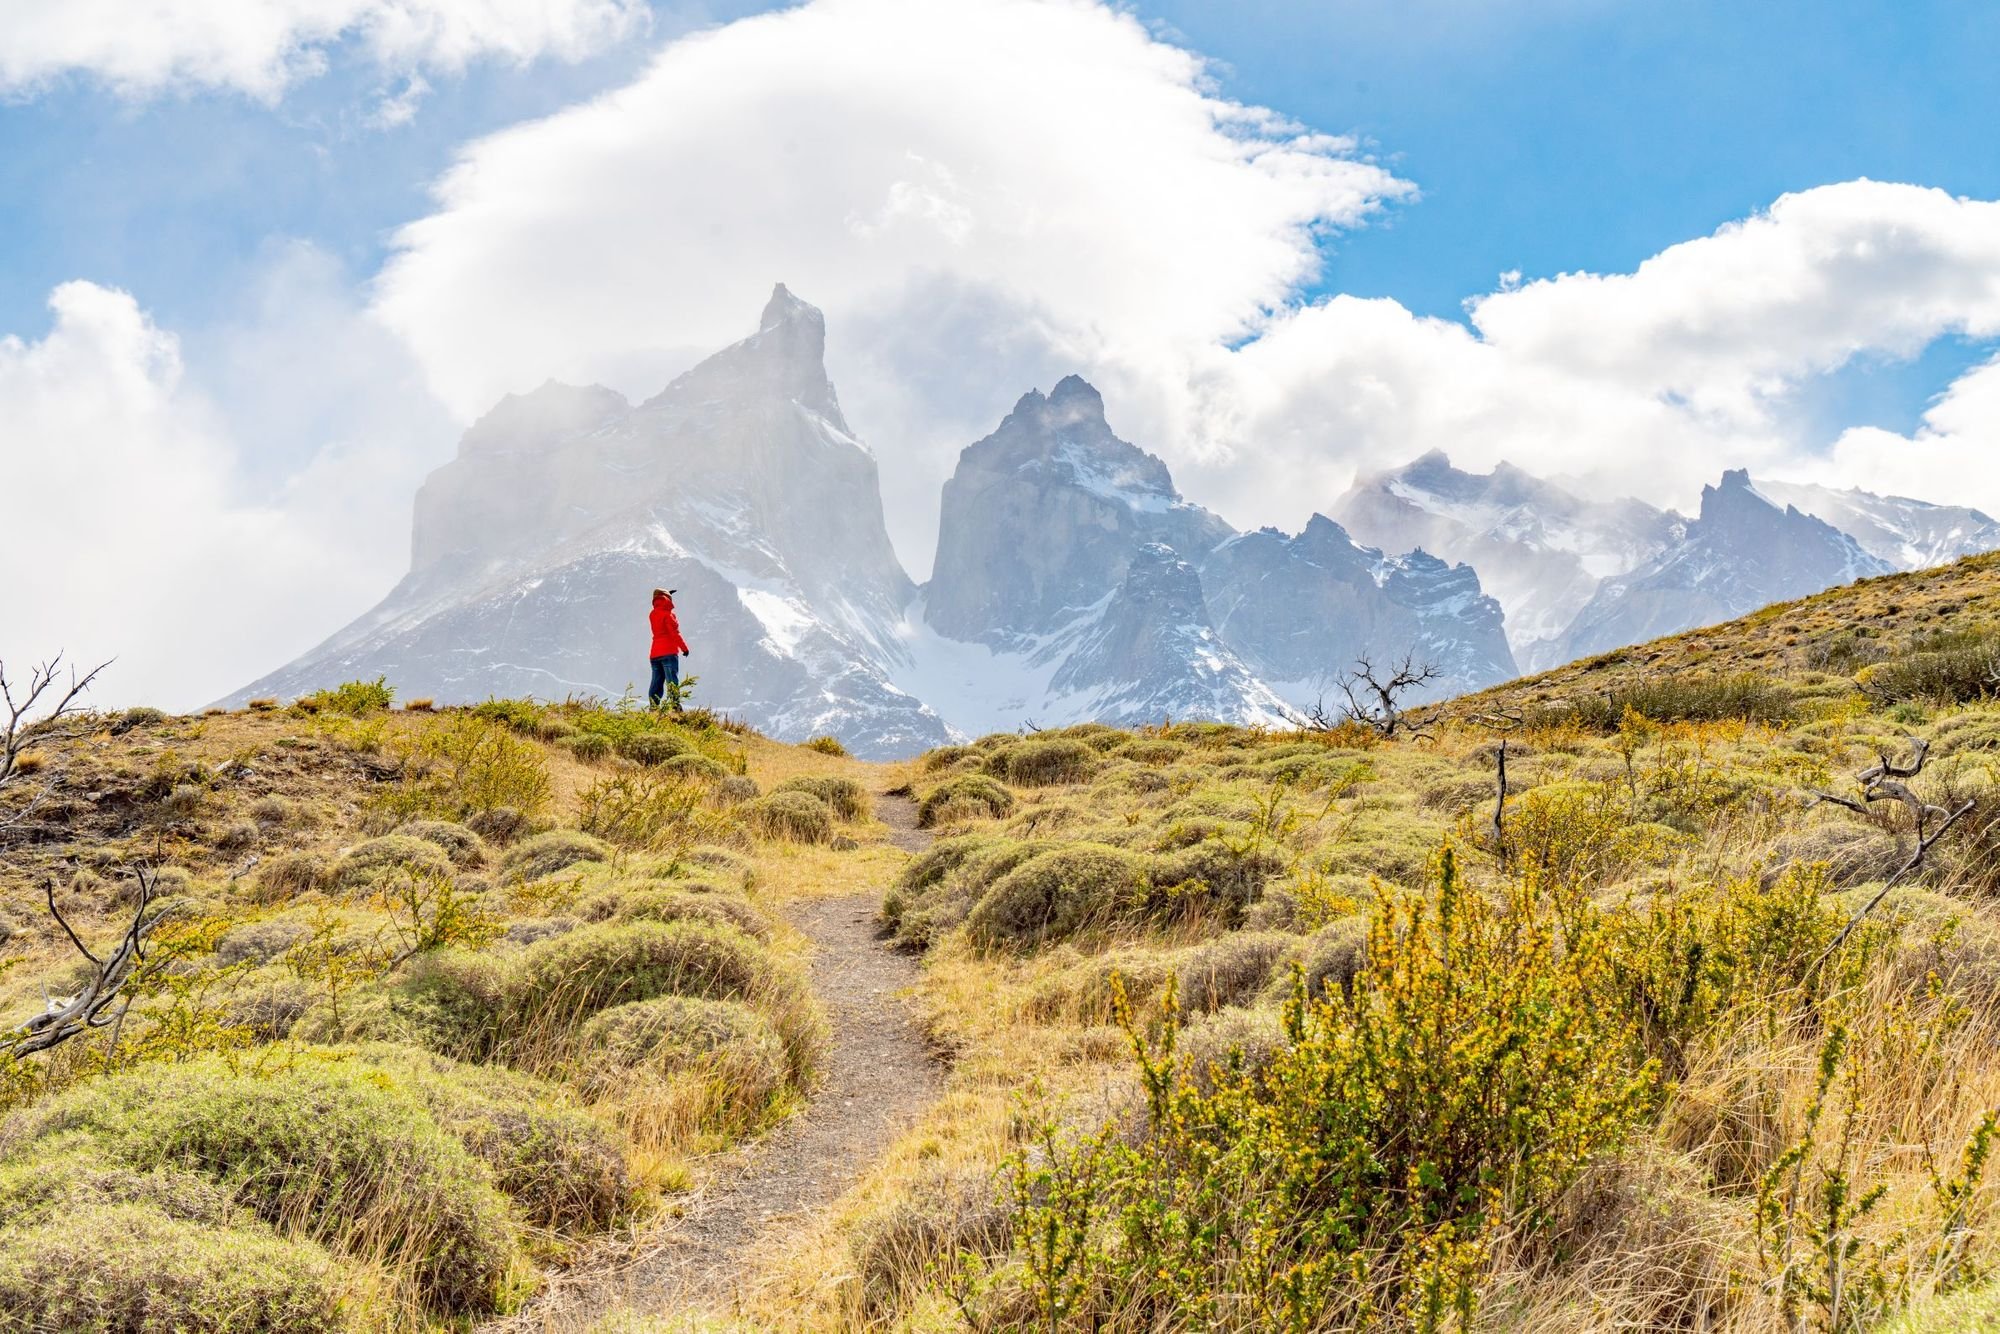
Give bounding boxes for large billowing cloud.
[0,258,453,709]
[373,0,1415,562]
[374,0,2000,559]
[0,0,646,100]
[1179,181,2000,524]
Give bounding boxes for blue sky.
[5,0,1996,432]
[6,0,1999,706]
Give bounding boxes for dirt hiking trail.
[489,792,943,1331]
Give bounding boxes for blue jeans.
[648,654,680,708]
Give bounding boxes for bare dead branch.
[1804,736,1975,976]
[4,865,177,1058]
[1306,653,1442,740]
[1492,739,1509,871]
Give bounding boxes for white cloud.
[1176,181,2000,527]
[371,0,1414,564]
[0,0,647,100]
[0,260,453,710]
[373,1,2000,562]
[1825,352,2000,506]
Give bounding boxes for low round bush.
[997,738,1098,787]
[917,774,1015,828]
[307,949,512,1058]
[580,996,787,1109]
[886,835,1040,948]
[509,920,778,1023]
[334,834,454,890]
[213,919,309,967]
[252,851,330,903]
[966,844,1151,951]
[499,829,612,882]
[395,819,487,867]
[716,774,759,804]
[742,791,834,844]
[1148,843,1287,926]
[584,885,771,941]
[0,1202,344,1333]
[7,1057,516,1315]
[1290,916,1369,1003]
[773,774,870,822]
[351,1047,629,1233]
[660,752,727,783]
[1175,932,1292,1013]
[921,745,979,772]
[558,731,614,762]
[617,731,693,766]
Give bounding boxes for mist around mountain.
[235,286,2000,754]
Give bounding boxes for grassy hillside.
[15,554,2000,1332]
[728,557,2000,1333]
[0,685,893,1330]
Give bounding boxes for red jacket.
[650,593,689,658]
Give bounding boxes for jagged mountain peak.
[644,283,842,426]
[760,281,818,331]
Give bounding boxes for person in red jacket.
[647,588,690,709]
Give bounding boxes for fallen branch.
[4,866,176,1058]
[1811,798,1976,974]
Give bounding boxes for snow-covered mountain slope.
[1553,470,1892,664]
[916,383,1517,728]
[229,285,952,758]
[1332,450,1682,671]
[1754,479,2000,571]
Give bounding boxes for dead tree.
[1492,739,1510,871]
[1,654,108,835]
[1807,737,1976,974]
[4,866,175,1058]
[1306,654,1441,740]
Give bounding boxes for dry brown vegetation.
[0,690,893,1331]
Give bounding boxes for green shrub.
[388,714,553,823]
[558,731,614,762]
[348,1047,629,1233]
[716,774,760,804]
[395,819,486,867]
[885,835,1040,949]
[213,919,309,967]
[774,774,871,821]
[580,996,787,1112]
[1148,842,1288,926]
[581,885,771,941]
[804,735,850,756]
[618,731,693,766]
[251,851,330,903]
[1174,932,1292,1013]
[333,834,456,890]
[1540,673,1795,728]
[311,949,512,1058]
[577,770,722,853]
[742,791,834,844]
[917,773,1016,828]
[922,745,979,772]
[965,844,1151,951]
[116,705,170,730]
[0,1202,344,1333]
[998,738,1098,786]
[509,920,777,1025]
[660,752,727,782]
[7,1057,516,1314]
[998,848,1652,1328]
[1118,737,1189,765]
[499,830,612,882]
[297,677,394,716]
[1859,636,2000,704]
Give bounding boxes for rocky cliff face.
[1752,479,2000,571]
[231,285,950,758]
[1332,450,1682,671]
[916,387,1517,728]
[925,375,1231,644]
[1555,470,1891,663]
